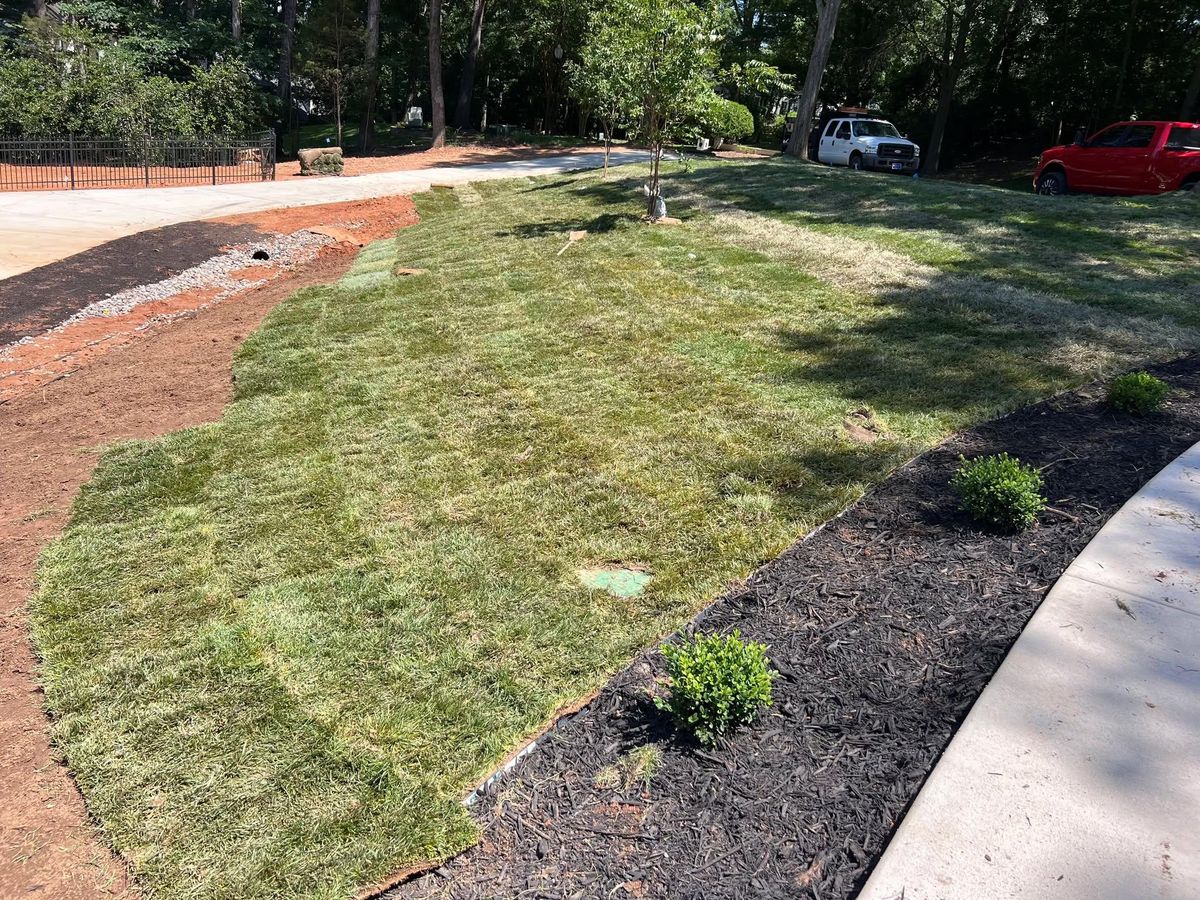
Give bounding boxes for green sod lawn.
[32,160,1199,898]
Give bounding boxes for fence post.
[144,135,151,187]
[68,134,76,190]
[211,138,217,186]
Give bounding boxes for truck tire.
[1180,174,1199,192]
[1036,169,1067,196]
[848,152,864,171]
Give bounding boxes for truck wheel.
[849,152,864,171]
[1180,175,1199,192]
[1036,170,1067,196]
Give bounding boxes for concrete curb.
[859,440,1200,899]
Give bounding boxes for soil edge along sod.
[28,161,1200,899]
[397,354,1200,900]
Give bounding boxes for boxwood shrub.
[1107,371,1169,415]
[655,630,776,746]
[951,453,1046,532]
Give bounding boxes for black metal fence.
[0,131,276,191]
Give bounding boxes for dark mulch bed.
[392,355,1200,900]
[0,221,262,345]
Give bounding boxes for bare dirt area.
[0,221,263,345]
[275,141,603,177]
[0,196,417,404]
[0,195,417,900]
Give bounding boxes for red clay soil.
[2,143,602,192]
[1,196,418,404]
[275,142,602,178]
[0,196,417,899]
[0,221,264,345]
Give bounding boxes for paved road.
[861,441,1200,899]
[0,150,648,280]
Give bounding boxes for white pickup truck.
[815,117,920,174]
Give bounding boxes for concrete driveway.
[1,149,648,280]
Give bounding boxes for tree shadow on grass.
[495,212,641,239]
[669,162,1200,326]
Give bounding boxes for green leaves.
[701,96,754,141]
[951,453,1046,533]
[573,0,721,146]
[655,630,777,746]
[1107,371,1169,415]
[0,23,262,136]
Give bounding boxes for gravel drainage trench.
[393,354,1200,900]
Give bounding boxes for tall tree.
[231,0,241,41]
[1107,0,1138,119]
[785,0,843,160]
[454,0,488,129]
[1183,51,1200,121]
[429,0,446,147]
[278,0,298,136]
[360,0,381,149]
[922,0,979,174]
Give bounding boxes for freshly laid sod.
[33,160,1199,898]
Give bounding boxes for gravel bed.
[392,355,1200,900]
[0,230,334,362]
[60,230,334,325]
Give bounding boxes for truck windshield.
[1167,126,1200,151]
[853,121,901,138]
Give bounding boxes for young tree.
[454,0,488,130]
[785,0,843,160]
[569,18,638,175]
[429,0,446,147]
[579,0,718,217]
[299,0,363,147]
[360,0,381,149]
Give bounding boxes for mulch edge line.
[390,352,1200,900]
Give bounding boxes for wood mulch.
[393,354,1200,900]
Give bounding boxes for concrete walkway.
[0,149,648,280]
[860,441,1200,899]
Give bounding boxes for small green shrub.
[704,97,755,141]
[654,630,776,745]
[951,453,1046,532]
[1107,371,1169,415]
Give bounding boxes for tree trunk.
[785,0,843,160]
[1109,0,1138,120]
[1180,51,1200,121]
[28,0,47,17]
[336,80,344,149]
[278,0,297,136]
[231,0,241,41]
[922,0,978,175]
[429,0,447,148]
[360,0,382,150]
[480,73,491,131]
[454,0,487,130]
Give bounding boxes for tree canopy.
[0,0,1196,173]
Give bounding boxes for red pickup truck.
[1033,121,1200,196]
